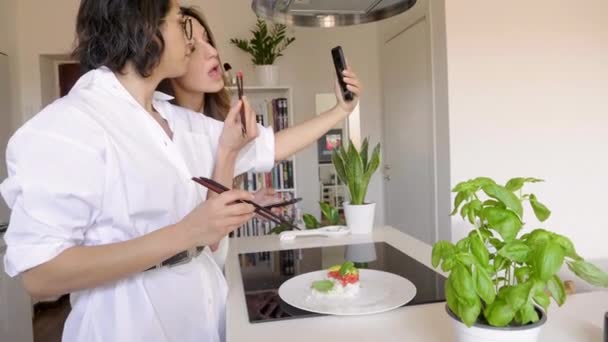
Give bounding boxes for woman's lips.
[208,65,222,80]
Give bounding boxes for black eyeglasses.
[181,17,193,40]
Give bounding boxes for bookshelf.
[227,86,298,238]
[319,163,347,212]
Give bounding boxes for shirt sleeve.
[1,125,105,277]
[198,113,276,176]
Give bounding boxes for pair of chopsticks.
[264,197,302,209]
[192,177,301,231]
[236,72,246,136]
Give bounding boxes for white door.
[0,53,11,224]
[381,19,436,244]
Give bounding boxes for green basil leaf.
[451,192,467,216]
[456,237,470,253]
[566,260,608,287]
[339,261,355,276]
[456,253,477,267]
[452,180,474,193]
[470,234,490,266]
[501,282,532,312]
[311,280,334,292]
[489,238,505,251]
[532,241,565,281]
[526,229,552,247]
[474,267,496,304]
[484,299,516,327]
[505,178,525,192]
[529,194,551,222]
[547,275,566,306]
[494,254,507,272]
[518,303,540,325]
[498,241,531,263]
[458,296,482,327]
[482,207,523,242]
[551,233,583,261]
[445,276,460,318]
[514,266,531,283]
[460,202,470,220]
[471,177,496,188]
[452,265,477,301]
[533,289,550,310]
[431,241,456,268]
[442,256,457,272]
[482,183,523,218]
[483,199,503,208]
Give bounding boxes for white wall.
[445,0,608,260]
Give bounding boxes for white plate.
[278,269,417,316]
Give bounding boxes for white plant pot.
[343,202,376,235]
[254,64,280,86]
[446,305,546,342]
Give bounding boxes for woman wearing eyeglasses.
[0,1,362,342]
[159,7,363,268]
[0,1,259,341]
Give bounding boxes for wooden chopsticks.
[191,177,301,231]
[263,197,302,210]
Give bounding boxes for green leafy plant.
[303,202,343,229]
[230,19,296,65]
[331,138,381,205]
[432,177,608,328]
[270,202,343,234]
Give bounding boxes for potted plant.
[432,177,608,342]
[269,202,341,235]
[230,19,295,86]
[331,138,381,235]
[302,201,344,229]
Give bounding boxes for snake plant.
[332,138,381,205]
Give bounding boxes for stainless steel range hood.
[252,0,418,28]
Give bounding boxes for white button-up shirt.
[0,67,275,342]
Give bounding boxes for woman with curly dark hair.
[0,0,268,341]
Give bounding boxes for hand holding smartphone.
[331,46,354,102]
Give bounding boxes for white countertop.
[225,226,607,342]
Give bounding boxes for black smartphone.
[331,46,354,102]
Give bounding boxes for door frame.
[379,0,451,244]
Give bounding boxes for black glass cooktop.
[238,242,446,323]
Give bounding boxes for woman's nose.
[204,43,219,59]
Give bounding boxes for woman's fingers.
[223,202,255,217]
[218,190,255,206]
[346,84,362,97]
[242,96,259,138]
[224,213,256,229]
[226,100,243,124]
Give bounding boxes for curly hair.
[72,0,172,77]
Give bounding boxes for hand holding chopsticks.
[192,177,301,231]
[177,187,256,247]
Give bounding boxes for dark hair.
[158,6,231,120]
[72,0,172,77]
